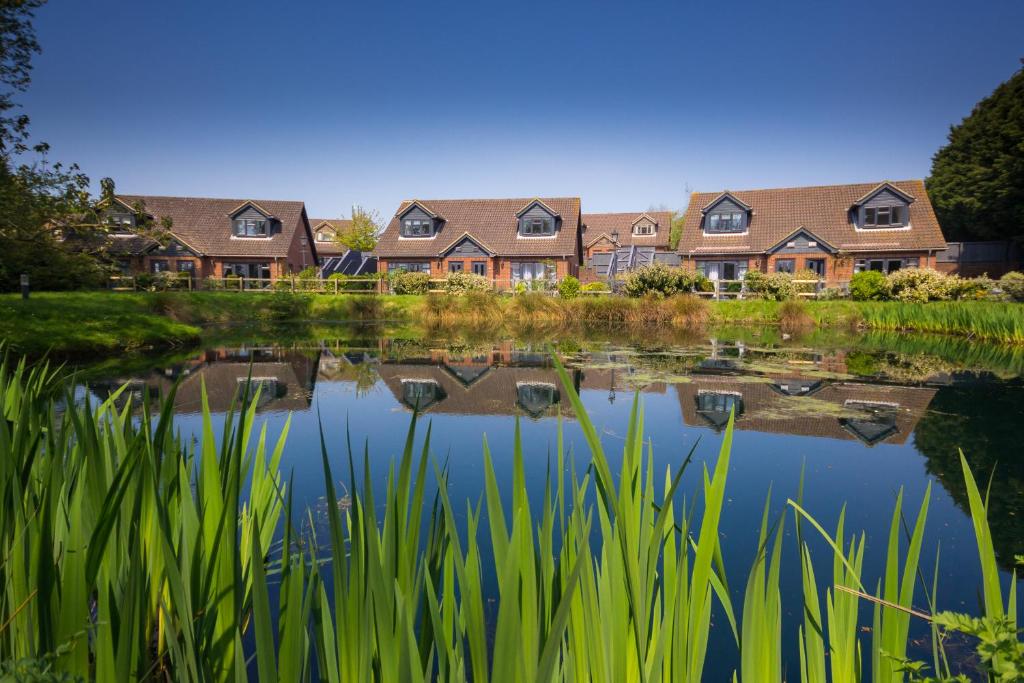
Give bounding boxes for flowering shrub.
[581,281,610,292]
[947,275,994,300]
[744,270,797,301]
[886,268,952,302]
[999,272,1024,301]
[389,270,431,294]
[622,264,709,298]
[557,275,581,299]
[444,271,491,294]
[849,271,888,301]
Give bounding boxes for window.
[316,230,333,242]
[224,262,272,279]
[150,260,169,273]
[864,205,904,228]
[176,261,195,273]
[448,261,464,273]
[471,261,487,276]
[387,262,431,274]
[634,222,654,235]
[805,259,826,277]
[234,218,268,237]
[696,260,748,281]
[516,382,560,417]
[402,219,432,237]
[512,262,556,283]
[107,213,133,232]
[775,259,795,274]
[854,258,917,274]
[521,217,554,236]
[706,211,744,233]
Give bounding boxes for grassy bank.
[1,291,1022,355]
[1,353,1019,681]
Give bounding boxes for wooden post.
[334,278,338,295]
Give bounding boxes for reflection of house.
[676,376,936,446]
[90,348,319,414]
[376,361,580,420]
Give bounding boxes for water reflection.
[80,332,1023,571]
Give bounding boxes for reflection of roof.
[377,363,578,419]
[676,376,936,445]
[90,350,318,414]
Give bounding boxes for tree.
[926,66,1024,242]
[336,205,381,252]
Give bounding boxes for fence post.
[334,278,338,295]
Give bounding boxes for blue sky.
[21,0,1024,218]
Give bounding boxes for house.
[581,211,680,278]
[677,180,947,284]
[309,218,377,277]
[373,197,583,287]
[95,195,317,280]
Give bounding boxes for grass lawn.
[1,291,1021,356]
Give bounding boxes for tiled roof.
[117,195,310,258]
[677,180,946,255]
[310,218,353,256]
[374,197,581,258]
[582,211,673,249]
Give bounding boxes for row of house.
[85,178,954,287]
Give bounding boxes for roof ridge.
[688,179,924,195]
[398,196,580,203]
[117,193,306,204]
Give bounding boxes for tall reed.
[0,350,1019,681]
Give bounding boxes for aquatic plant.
[0,349,1019,681]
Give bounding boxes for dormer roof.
[398,200,442,220]
[227,200,277,220]
[850,181,916,208]
[700,192,752,214]
[764,227,838,254]
[515,198,560,218]
[631,212,659,227]
[440,232,497,257]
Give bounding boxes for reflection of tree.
[913,381,1024,570]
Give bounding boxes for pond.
[74,324,1024,678]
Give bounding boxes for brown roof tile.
[374,197,581,258]
[117,195,310,258]
[677,180,946,255]
[582,211,673,249]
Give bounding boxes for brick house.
[310,218,352,261]
[373,197,583,288]
[98,195,317,281]
[581,211,673,260]
[677,180,947,285]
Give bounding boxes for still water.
[77,325,1023,678]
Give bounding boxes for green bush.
[622,264,706,298]
[886,268,951,303]
[849,270,888,301]
[744,270,796,300]
[558,275,581,299]
[999,271,1024,301]
[389,270,431,295]
[444,271,491,294]
[581,281,610,292]
[948,275,994,300]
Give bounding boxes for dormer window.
[522,217,554,235]
[316,229,334,242]
[707,212,744,233]
[105,212,134,233]
[864,205,903,227]
[633,222,655,236]
[234,218,268,237]
[402,218,432,237]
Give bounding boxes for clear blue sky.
[21,0,1024,218]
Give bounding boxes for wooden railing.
[695,278,827,300]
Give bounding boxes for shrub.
[849,271,888,301]
[622,264,705,298]
[999,271,1024,301]
[444,271,491,295]
[558,275,581,299]
[389,270,431,295]
[779,299,813,330]
[581,281,610,293]
[947,275,994,300]
[744,270,796,300]
[886,268,951,303]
